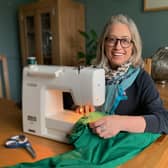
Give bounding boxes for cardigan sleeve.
[137,70,168,134]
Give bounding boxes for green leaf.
[77,29,98,65]
[86,39,95,49]
[78,30,89,40]
[77,51,85,59]
[90,29,98,41]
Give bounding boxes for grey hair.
[95,14,143,70]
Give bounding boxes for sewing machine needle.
[25,143,36,158]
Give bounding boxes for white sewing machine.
[22,65,105,143]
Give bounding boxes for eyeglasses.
[105,36,133,48]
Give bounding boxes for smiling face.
[105,23,133,68]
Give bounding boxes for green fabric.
[7,112,160,168]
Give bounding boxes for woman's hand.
[89,115,121,138]
[89,115,146,139]
[75,104,95,116]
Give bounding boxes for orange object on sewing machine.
[75,105,95,116]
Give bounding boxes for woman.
[77,14,168,139]
[10,14,166,168]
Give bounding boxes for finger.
[84,105,90,115]
[103,134,113,139]
[90,127,97,134]
[97,129,111,139]
[101,133,114,139]
[84,105,95,115]
[99,131,109,138]
[75,106,84,115]
[89,123,93,128]
[88,105,95,112]
[90,124,104,134]
[89,119,105,128]
[89,121,102,128]
[89,122,96,128]
[99,129,117,139]
[94,126,102,134]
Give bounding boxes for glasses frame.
[105,37,133,48]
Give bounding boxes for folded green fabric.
[7,112,160,168]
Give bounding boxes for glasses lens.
[105,37,132,48]
[120,38,131,48]
[106,37,116,45]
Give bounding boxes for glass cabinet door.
[40,11,53,65]
[23,9,54,65]
[25,15,36,59]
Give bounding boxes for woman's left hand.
[89,115,146,138]
[89,115,122,138]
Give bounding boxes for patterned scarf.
[105,61,132,84]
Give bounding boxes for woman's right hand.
[75,104,95,116]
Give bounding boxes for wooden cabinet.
[19,0,85,66]
[156,83,168,109]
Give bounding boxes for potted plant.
[77,29,98,65]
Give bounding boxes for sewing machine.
[22,65,105,143]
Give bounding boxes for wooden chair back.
[0,55,10,99]
[144,58,152,75]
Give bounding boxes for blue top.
[114,68,168,134]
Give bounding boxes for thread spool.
[27,57,37,68]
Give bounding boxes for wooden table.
[0,99,73,167]
[1,98,168,168]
